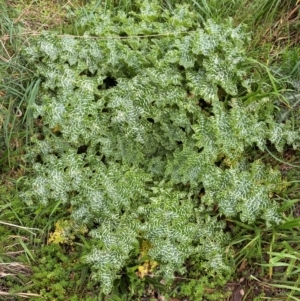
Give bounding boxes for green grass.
[0,0,300,300]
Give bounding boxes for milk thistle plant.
[20,0,299,294]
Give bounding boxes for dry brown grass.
[263,1,300,47]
